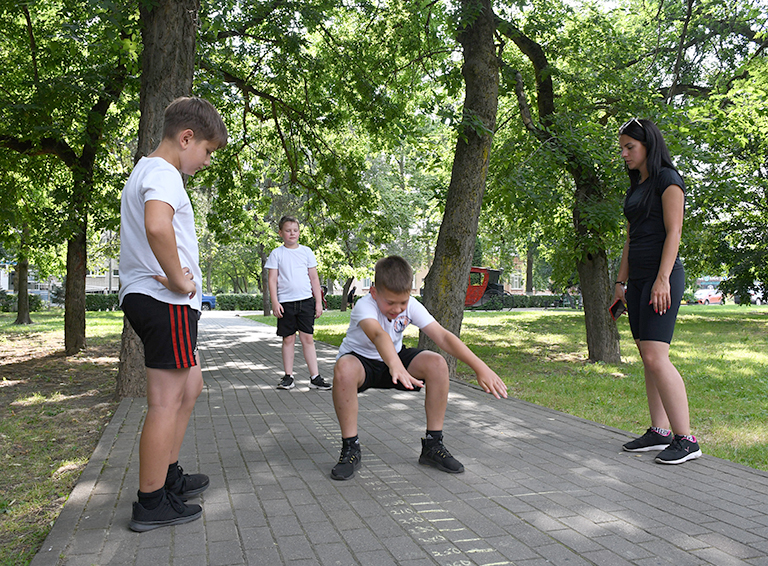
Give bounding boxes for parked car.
[734,289,764,305]
[694,288,725,305]
[201,294,216,310]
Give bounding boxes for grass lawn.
[248,304,768,471]
[0,310,123,566]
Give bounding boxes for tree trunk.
[572,175,621,363]
[64,222,87,353]
[526,245,534,293]
[341,276,354,312]
[419,0,499,377]
[116,0,200,398]
[14,254,32,325]
[260,244,271,316]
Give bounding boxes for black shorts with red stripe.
[122,293,199,369]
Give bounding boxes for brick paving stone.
[30,311,768,565]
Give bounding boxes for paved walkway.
[32,311,768,566]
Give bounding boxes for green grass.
[0,310,123,566]
[248,304,768,470]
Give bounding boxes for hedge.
[85,293,120,311]
[0,291,44,312]
[467,294,572,311]
[216,293,264,310]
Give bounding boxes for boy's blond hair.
[278,215,299,230]
[163,97,228,149]
[374,256,412,294]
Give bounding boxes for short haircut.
[278,215,299,230]
[163,97,228,148]
[374,256,413,294]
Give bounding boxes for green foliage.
[467,294,566,310]
[216,293,264,311]
[0,291,44,312]
[84,294,119,311]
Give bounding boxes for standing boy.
[266,216,331,391]
[330,255,508,480]
[119,97,227,531]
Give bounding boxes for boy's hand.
[272,301,284,318]
[153,267,196,298]
[391,367,424,390]
[315,302,323,319]
[476,367,508,399]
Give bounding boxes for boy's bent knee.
[333,356,364,387]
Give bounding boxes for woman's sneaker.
[331,443,362,480]
[309,375,332,390]
[277,374,295,390]
[622,427,673,452]
[129,490,202,532]
[419,438,464,473]
[655,435,702,464]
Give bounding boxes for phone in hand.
[609,299,626,321]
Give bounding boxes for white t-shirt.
[118,156,202,310]
[337,293,435,361]
[264,245,317,302]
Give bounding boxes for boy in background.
[266,216,331,391]
[119,97,227,531]
[330,255,508,480]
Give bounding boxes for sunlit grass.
[250,303,768,471]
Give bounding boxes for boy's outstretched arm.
[145,200,196,297]
[422,321,508,399]
[359,319,424,390]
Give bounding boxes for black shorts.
[122,293,199,369]
[626,267,684,344]
[342,348,424,393]
[277,298,316,337]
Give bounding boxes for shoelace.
[166,490,187,513]
[429,443,453,459]
[338,445,359,464]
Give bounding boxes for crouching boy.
[330,255,508,480]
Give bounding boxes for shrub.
[85,293,119,311]
[467,294,563,310]
[216,294,263,311]
[0,291,45,312]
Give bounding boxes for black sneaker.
[622,427,673,452]
[277,374,295,390]
[166,463,209,500]
[309,375,332,390]
[331,443,362,481]
[655,435,702,464]
[129,490,202,532]
[418,438,464,473]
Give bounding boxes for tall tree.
[419,0,500,375]
[117,0,200,398]
[0,1,134,352]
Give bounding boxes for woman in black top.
[613,118,701,465]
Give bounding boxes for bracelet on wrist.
[615,281,626,286]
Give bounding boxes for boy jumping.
[119,97,227,530]
[331,255,508,480]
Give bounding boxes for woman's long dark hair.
[620,118,680,214]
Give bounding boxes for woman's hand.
[650,275,672,315]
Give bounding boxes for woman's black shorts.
[626,267,684,344]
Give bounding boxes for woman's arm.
[650,184,684,314]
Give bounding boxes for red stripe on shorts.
[182,306,194,367]
[168,304,182,368]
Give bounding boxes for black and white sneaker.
[166,463,209,500]
[129,490,202,532]
[419,438,464,473]
[331,443,362,481]
[277,374,295,390]
[655,435,702,464]
[623,427,673,452]
[309,375,332,390]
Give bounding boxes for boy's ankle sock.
[166,461,181,483]
[342,435,359,448]
[137,487,165,510]
[651,426,672,437]
[425,430,443,446]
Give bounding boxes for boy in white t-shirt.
[330,255,508,480]
[119,97,227,531]
[266,216,330,391]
